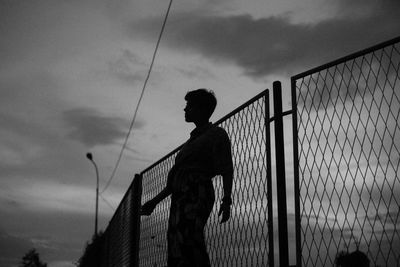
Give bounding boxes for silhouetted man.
[141,89,234,267]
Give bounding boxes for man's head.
[184,89,217,122]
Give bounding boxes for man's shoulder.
[209,125,229,138]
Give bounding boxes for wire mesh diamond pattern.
[102,189,134,267]
[294,39,400,267]
[139,153,177,267]
[207,95,271,267]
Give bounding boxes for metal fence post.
[131,174,142,267]
[273,81,289,267]
[264,90,275,267]
[291,77,302,267]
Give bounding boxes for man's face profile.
[184,101,198,122]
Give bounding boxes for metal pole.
[130,174,142,267]
[264,90,275,267]
[94,162,99,237]
[273,81,289,267]
[291,77,302,267]
[86,153,99,237]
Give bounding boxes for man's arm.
[222,170,233,202]
[151,186,172,205]
[219,169,233,223]
[141,166,176,216]
[213,128,234,224]
[141,186,171,216]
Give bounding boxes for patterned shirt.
[168,123,233,193]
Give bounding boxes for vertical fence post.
[273,81,289,267]
[130,174,142,267]
[291,78,302,267]
[265,90,275,267]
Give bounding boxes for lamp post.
[86,152,99,237]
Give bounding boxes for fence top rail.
[140,88,269,176]
[291,35,400,81]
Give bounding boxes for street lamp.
[86,152,99,237]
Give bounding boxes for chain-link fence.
[97,176,141,267]
[139,90,274,267]
[83,34,400,267]
[139,150,178,266]
[292,37,400,267]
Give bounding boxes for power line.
[100,0,174,194]
[99,193,115,210]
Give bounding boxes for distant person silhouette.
[141,89,234,267]
[335,249,370,267]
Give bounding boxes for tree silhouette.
[335,249,370,267]
[20,249,47,267]
[78,231,104,267]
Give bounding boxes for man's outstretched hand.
[141,200,157,216]
[218,201,231,224]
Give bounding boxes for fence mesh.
[139,152,177,266]
[293,37,400,267]
[139,91,273,267]
[83,37,400,267]
[101,188,134,267]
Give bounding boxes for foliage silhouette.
[78,231,104,267]
[335,249,370,267]
[20,248,47,267]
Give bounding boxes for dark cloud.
[296,43,400,110]
[363,210,400,228]
[132,0,400,78]
[63,108,145,147]
[174,65,216,80]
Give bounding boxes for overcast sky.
[0,0,399,266]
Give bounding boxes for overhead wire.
[100,0,174,194]
[99,194,115,210]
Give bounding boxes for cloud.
[333,0,400,20]
[108,49,148,84]
[131,0,400,78]
[63,108,145,147]
[173,65,217,80]
[13,180,113,215]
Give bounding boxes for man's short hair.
[185,89,217,119]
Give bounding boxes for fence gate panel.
[138,90,274,267]
[292,37,400,267]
